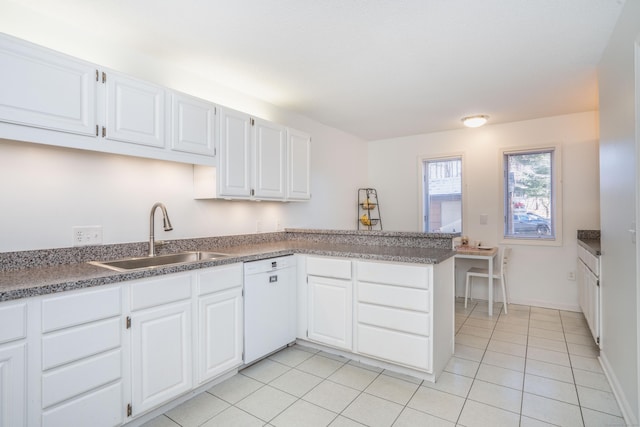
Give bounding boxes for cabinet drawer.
[42,317,120,370]
[0,301,26,344]
[42,286,121,333]
[357,324,431,372]
[42,382,123,427]
[358,303,430,336]
[357,261,430,289]
[42,349,122,408]
[131,273,192,311]
[198,263,243,296]
[578,246,600,276]
[358,282,430,312]
[307,256,352,279]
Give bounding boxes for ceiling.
[4,0,626,140]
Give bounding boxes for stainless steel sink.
[89,251,230,272]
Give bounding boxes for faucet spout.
[149,202,173,257]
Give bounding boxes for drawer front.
[42,382,123,427]
[357,261,430,289]
[358,282,430,312]
[42,317,121,370]
[578,246,600,276]
[198,263,243,296]
[358,303,430,336]
[42,286,121,333]
[131,273,192,311]
[42,349,122,408]
[357,324,431,372]
[0,301,26,344]
[307,256,352,280]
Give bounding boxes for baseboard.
[599,352,638,426]
[508,297,581,312]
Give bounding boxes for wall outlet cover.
[72,226,103,246]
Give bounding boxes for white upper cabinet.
[104,71,165,148]
[218,108,252,197]
[0,35,97,137]
[287,128,311,200]
[170,92,217,156]
[0,34,310,176]
[209,106,309,202]
[253,118,286,200]
[218,109,287,200]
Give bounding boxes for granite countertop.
[578,239,601,256]
[0,238,455,302]
[577,230,601,256]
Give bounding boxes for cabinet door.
[0,343,26,427]
[584,264,600,346]
[287,128,311,200]
[104,71,165,148]
[0,35,97,136]
[577,259,586,316]
[253,118,286,199]
[171,92,217,156]
[219,108,252,197]
[197,288,243,383]
[307,276,352,350]
[131,301,192,415]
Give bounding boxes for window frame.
[499,145,563,246]
[418,153,465,234]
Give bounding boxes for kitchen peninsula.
[0,229,456,426]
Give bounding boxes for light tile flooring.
[143,299,624,426]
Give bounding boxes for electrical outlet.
[567,271,576,281]
[72,226,103,246]
[256,220,263,233]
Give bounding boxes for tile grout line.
[561,311,587,427]
[519,303,532,426]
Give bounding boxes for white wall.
[368,112,600,310]
[598,0,640,423]
[0,6,368,252]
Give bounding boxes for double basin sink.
[89,251,230,272]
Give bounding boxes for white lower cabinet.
[302,256,454,380]
[14,262,245,426]
[306,256,353,351]
[355,261,433,372]
[38,285,124,427]
[130,300,192,415]
[129,272,193,417]
[307,276,353,350]
[0,300,27,427]
[196,264,244,384]
[577,245,600,347]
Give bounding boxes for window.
[423,157,462,233]
[504,149,556,240]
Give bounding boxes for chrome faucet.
[149,202,173,257]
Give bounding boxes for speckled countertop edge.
[0,239,455,302]
[577,230,601,256]
[578,239,601,256]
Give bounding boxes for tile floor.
[142,299,625,426]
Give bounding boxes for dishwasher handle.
[269,274,278,283]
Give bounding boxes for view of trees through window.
[424,157,462,233]
[504,150,554,238]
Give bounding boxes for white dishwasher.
[243,255,297,364]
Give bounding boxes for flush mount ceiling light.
[461,115,489,128]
